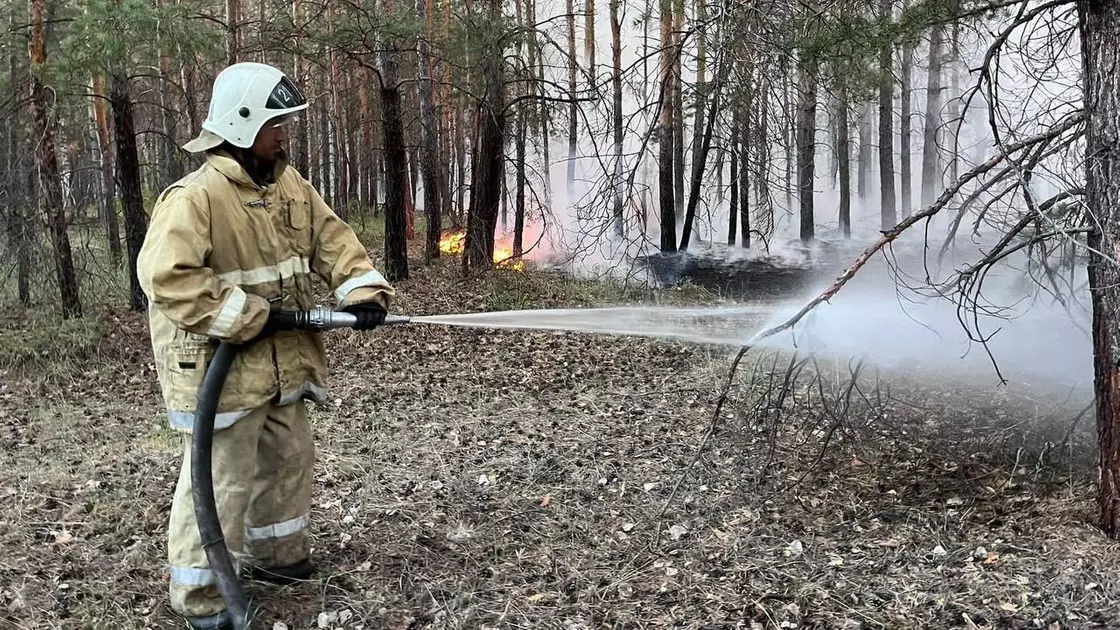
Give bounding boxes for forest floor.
[0,253,1117,630]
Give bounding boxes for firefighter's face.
[251,116,291,163]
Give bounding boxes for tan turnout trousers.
[167,400,313,617]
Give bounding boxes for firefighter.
[137,62,394,629]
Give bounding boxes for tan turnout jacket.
[138,151,393,431]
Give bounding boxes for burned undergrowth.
[0,260,1115,630]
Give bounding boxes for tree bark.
[921,24,945,207]
[900,45,909,217]
[465,0,506,269]
[740,90,751,248]
[754,75,771,240]
[947,19,961,184]
[691,0,707,174]
[566,0,578,192]
[838,78,851,238]
[857,101,872,200]
[417,0,442,260]
[585,0,595,78]
[610,0,624,237]
[658,0,676,251]
[292,0,309,175]
[91,73,122,267]
[680,68,724,250]
[1081,0,1120,540]
[455,103,467,223]
[796,55,818,243]
[514,107,526,257]
[6,6,28,306]
[900,0,914,218]
[358,77,372,208]
[328,2,349,215]
[728,119,738,246]
[878,0,897,229]
[110,74,148,311]
[226,0,239,64]
[30,0,81,317]
[672,0,685,220]
[379,47,410,281]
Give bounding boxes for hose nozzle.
[297,306,410,330]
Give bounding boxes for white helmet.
[182,62,308,153]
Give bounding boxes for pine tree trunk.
[691,0,707,178]
[536,11,551,212]
[657,0,676,251]
[379,46,409,281]
[110,74,148,311]
[878,0,897,229]
[30,0,81,318]
[728,119,738,246]
[181,63,200,136]
[6,8,29,306]
[1081,0,1120,540]
[755,76,771,240]
[947,19,961,184]
[158,51,180,186]
[672,0,685,219]
[585,0,595,78]
[680,68,724,250]
[417,0,442,260]
[465,0,506,269]
[740,88,751,248]
[610,0,624,237]
[226,0,239,64]
[292,0,309,175]
[796,55,817,243]
[91,73,122,267]
[901,29,913,218]
[566,0,578,191]
[784,61,794,215]
[858,101,872,200]
[320,103,332,202]
[455,104,467,224]
[921,24,945,207]
[837,78,851,238]
[514,107,526,257]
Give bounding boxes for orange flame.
[438,229,524,270]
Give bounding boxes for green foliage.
[57,0,217,79]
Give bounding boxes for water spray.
[193,302,788,628]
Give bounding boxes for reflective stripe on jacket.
[138,151,394,431]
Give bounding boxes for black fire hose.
[191,307,409,630]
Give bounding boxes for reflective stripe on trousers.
[167,400,314,618]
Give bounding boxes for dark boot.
[245,558,314,585]
[183,610,233,630]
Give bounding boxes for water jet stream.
[406,305,785,346]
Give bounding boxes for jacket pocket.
[286,199,313,254]
[164,341,214,412]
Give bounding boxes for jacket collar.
[206,149,288,190]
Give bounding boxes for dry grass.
[0,257,1116,630]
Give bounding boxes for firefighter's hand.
[342,302,388,330]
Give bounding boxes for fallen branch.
[656,110,1087,520]
[744,109,1086,348]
